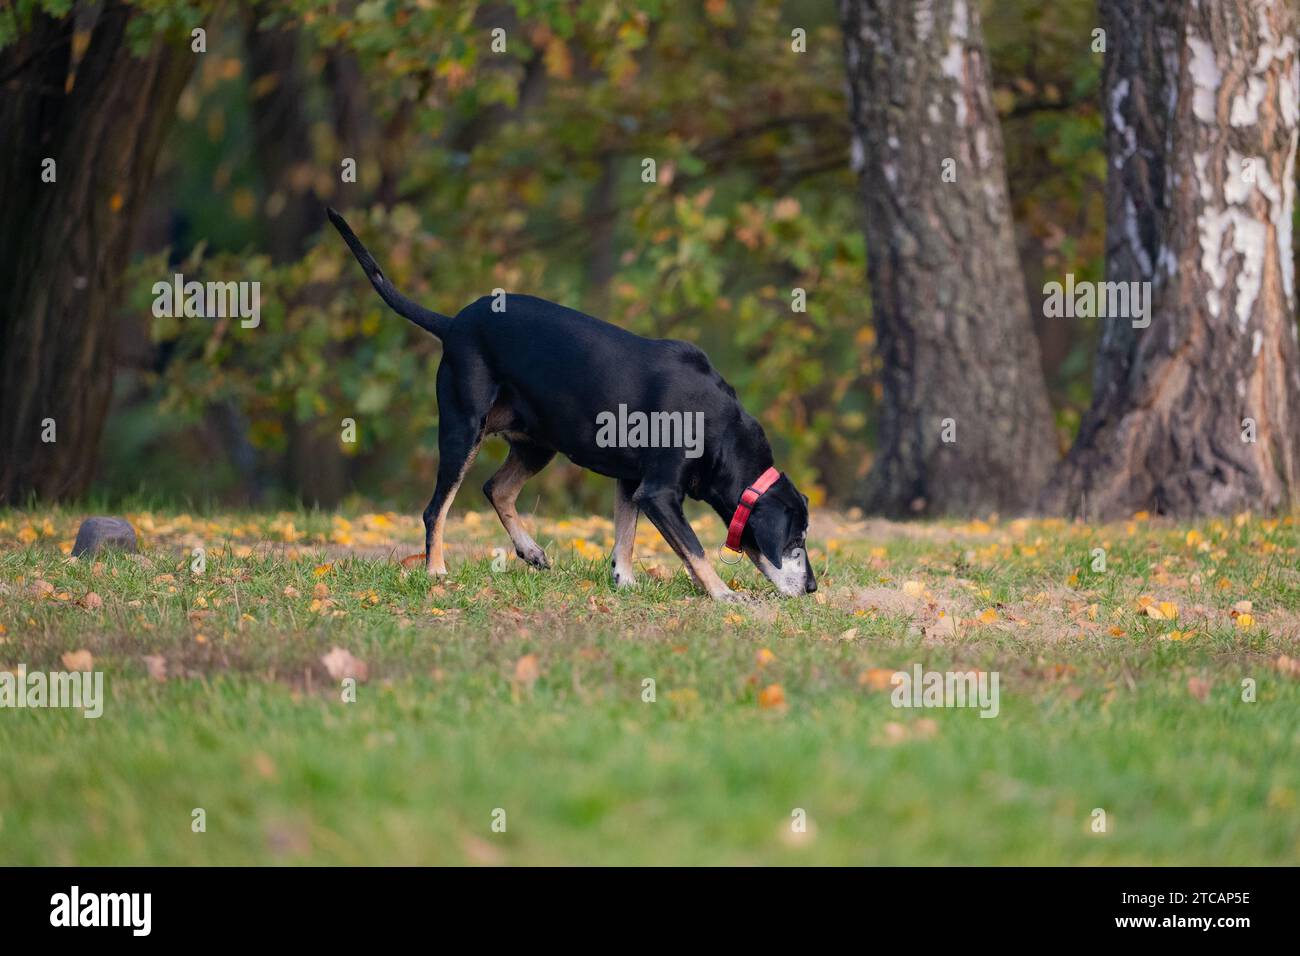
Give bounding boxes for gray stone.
[71,517,139,558]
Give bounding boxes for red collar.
[725,467,781,552]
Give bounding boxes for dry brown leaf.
[142,654,167,682]
[513,653,541,688]
[320,646,368,682]
[914,717,939,739]
[879,721,909,745]
[461,834,505,866]
[251,752,277,779]
[61,649,94,672]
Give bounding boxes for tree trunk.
[838,0,1058,517]
[242,5,320,263]
[242,5,348,507]
[1042,0,1300,519]
[0,3,194,504]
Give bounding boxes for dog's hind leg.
[634,485,738,601]
[424,428,482,576]
[424,364,493,576]
[611,478,639,589]
[483,439,554,569]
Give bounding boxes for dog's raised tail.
[326,207,450,338]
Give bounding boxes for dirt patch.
[850,581,975,641]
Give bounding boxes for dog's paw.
[517,544,550,570]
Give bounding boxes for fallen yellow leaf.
[758,683,786,709]
[858,668,895,691]
[1145,601,1178,620]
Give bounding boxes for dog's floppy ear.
[749,504,790,569]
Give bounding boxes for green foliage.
[115,0,872,505]
[96,0,1110,505]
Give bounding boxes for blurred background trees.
[1,0,1296,518]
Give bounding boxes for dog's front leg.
[634,486,738,601]
[611,478,639,588]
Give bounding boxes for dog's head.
[740,473,816,597]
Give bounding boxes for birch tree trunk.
[839,0,1058,517]
[1043,0,1300,519]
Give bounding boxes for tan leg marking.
[427,442,481,576]
[485,448,549,567]
[682,551,736,600]
[612,482,639,588]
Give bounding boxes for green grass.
[1,506,1298,864]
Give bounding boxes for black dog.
[327,208,815,600]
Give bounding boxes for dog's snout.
[805,575,817,593]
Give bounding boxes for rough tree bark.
[839,0,1058,517]
[1042,0,1300,519]
[0,3,194,503]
